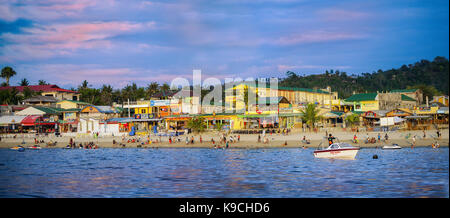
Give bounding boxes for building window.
[142,109,147,114]
[73,96,78,101]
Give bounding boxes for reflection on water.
[0,147,448,198]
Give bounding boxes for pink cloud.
[277,64,351,71]
[317,8,371,21]
[0,0,116,21]
[0,21,156,61]
[275,30,366,45]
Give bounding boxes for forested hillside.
[279,56,449,99]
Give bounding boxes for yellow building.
[225,83,338,113]
[431,96,449,106]
[345,93,379,112]
[0,84,81,101]
[56,100,91,109]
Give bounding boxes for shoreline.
[1,129,448,149]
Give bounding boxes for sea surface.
[0,147,448,198]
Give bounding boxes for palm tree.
[100,84,113,105]
[187,117,206,133]
[160,83,170,92]
[299,103,323,131]
[345,114,360,127]
[38,80,48,85]
[80,80,89,89]
[1,66,17,86]
[146,82,159,98]
[19,78,29,86]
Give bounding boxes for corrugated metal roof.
[401,94,416,101]
[345,93,378,102]
[0,85,79,93]
[0,115,27,125]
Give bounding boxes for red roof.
[21,115,42,126]
[0,85,79,93]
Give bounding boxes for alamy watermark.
[169,69,279,114]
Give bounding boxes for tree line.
[1,56,448,105]
[278,56,449,101]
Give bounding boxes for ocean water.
[0,147,448,198]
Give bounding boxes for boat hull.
[314,148,359,160]
[382,146,401,150]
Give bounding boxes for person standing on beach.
[412,135,416,148]
[258,134,261,143]
[377,133,381,142]
[200,135,202,143]
[328,134,336,145]
[385,133,389,142]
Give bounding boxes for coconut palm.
[187,117,206,133]
[19,78,29,86]
[1,66,17,86]
[146,82,159,98]
[299,103,323,131]
[345,114,360,127]
[38,80,48,85]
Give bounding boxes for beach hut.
[0,115,27,133]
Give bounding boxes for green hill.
[278,56,449,99]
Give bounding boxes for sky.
[0,0,448,89]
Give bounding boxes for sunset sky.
[1,0,448,89]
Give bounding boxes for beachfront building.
[431,95,449,107]
[390,89,423,105]
[345,92,418,112]
[56,100,91,109]
[0,105,26,116]
[78,105,122,134]
[224,82,339,113]
[0,84,81,101]
[0,115,27,133]
[14,106,68,133]
[22,95,58,107]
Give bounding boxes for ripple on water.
[0,147,447,198]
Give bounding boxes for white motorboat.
[382,143,402,149]
[314,142,360,159]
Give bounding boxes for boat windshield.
[329,143,353,149]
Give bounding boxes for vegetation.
[187,117,207,133]
[1,66,17,86]
[345,114,360,127]
[19,78,29,86]
[1,56,448,105]
[299,103,322,131]
[279,56,449,99]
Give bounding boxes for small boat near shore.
[382,143,402,150]
[10,146,25,152]
[27,145,42,150]
[314,142,360,159]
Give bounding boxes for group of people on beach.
[66,138,98,149]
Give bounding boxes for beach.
[0,129,448,149]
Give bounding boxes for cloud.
[274,30,367,45]
[0,5,19,22]
[0,21,156,61]
[0,0,114,22]
[277,64,351,71]
[317,8,371,21]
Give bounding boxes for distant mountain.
[278,56,449,99]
